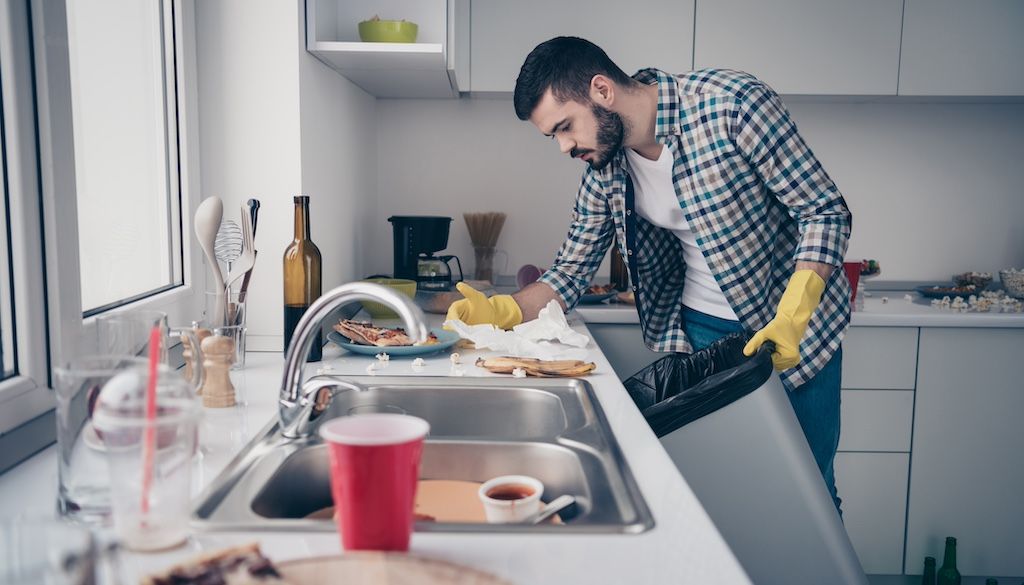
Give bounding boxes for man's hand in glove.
[743,269,826,370]
[445,282,523,330]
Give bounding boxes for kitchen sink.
[192,376,654,533]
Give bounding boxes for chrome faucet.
[278,281,429,439]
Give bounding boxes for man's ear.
[589,74,614,107]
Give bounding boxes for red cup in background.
[842,261,861,304]
[319,414,430,551]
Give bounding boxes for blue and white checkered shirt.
[539,68,852,390]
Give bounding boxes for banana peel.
[475,356,596,377]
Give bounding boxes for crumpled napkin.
[444,300,591,360]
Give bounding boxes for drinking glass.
[54,356,153,524]
[0,518,115,585]
[95,310,203,390]
[205,290,247,369]
[92,366,200,551]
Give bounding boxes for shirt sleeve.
[537,170,615,308]
[731,82,852,267]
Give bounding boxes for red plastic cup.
[842,261,862,304]
[318,414,430,551]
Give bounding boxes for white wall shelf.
[305,0,467,98]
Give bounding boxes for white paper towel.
[444,300,591,360]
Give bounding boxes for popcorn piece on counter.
[411,357,426,371]
[365,363,377,376]
[904,294,913,301]
[881,297,889,304]
[449,366,465,377]
[450,352,461,365]
[375,352,390,362]
[512,367,527,378]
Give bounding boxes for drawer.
[838,390,914,452]
[841,327,918,390]
[835,452,910,575]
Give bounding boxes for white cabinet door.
[838,390,914,452]
[899,0,1024,96]
[693,0,902,95]
[469,0,695,93]
[588,324,664,380]
[835,452,910,575]
[841,327,919,390]
[905,328,1024,577]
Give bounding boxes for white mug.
[478,475,544,523]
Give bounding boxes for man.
[447,37,851,510]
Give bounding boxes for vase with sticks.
[464,212,506,283]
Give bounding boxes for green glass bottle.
[936,537,961,585]
[921,556,936,585]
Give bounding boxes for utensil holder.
[473,246,496,282]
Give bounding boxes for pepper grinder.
[199,334,236,408]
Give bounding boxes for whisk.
[464,212,506,282]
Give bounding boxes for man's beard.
[571,104,625,170]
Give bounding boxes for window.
[66,0,184,316]
[0,0,202,471]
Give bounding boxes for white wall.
[197,0,377,350]
[371,98,1024,282]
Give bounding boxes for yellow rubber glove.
[445,282,523,330]
[743,270,826,370]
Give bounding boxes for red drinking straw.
[141,325,161,516]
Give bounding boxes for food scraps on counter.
[475,356,596,377]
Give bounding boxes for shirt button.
[626,210,632,216]
[632,286,637,291]
[627,250,633,256]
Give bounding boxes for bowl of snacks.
[358,16,418,43]
[999,268,1024,299]
[952,271,993,289]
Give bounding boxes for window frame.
[0,0,204,469]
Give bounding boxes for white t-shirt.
[625,145,739,320]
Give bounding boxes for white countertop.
[0,316,751,584]
[575,293,1024,327]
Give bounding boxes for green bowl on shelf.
[359,278,417,319]
[357,19,418,43]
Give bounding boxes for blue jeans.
[680,306,843,514]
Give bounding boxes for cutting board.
[278,553,514,585]
[306,479,561,524]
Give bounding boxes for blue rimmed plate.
[579,292,616,304]
[327,328,461,357]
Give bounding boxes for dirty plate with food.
[328,329,460,357]
[914,284,980,299]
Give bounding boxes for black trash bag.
[623,333,774,438]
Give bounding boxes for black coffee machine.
[388,216,464,291]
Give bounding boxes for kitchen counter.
[575,293,1024,327]
[0,315,751,584]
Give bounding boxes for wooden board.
[278,553,514,585]
[306,479,561,524]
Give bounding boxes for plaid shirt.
[539,68,852,390]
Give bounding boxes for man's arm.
[512,281,565,322]
[796,260,834,283]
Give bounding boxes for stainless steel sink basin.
[192,376,654,533]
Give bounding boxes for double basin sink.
[192,376,654,533]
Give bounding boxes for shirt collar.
[632,68,681,139]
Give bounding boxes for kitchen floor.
[869,576,1022,584]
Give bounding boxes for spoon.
[530,494,575,524]
[194,197,226,326]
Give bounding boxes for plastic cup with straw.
[140,325,161,519]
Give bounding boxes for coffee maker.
[388,216,464,291]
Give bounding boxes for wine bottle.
[283,195,322,362]
[921,556,936,585]
[936,537,961,585]
[610,245,629,292]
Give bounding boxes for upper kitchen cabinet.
[693,0,903,95]
[898,0,1024,96]
[305,0,469,98]
[469,0,695,94]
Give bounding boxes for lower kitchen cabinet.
[587,323,664,380]
[835,452,910,575]
[904,328,1024,577]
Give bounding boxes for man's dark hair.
[513,37,635,121]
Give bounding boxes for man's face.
[529,89,624,170]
